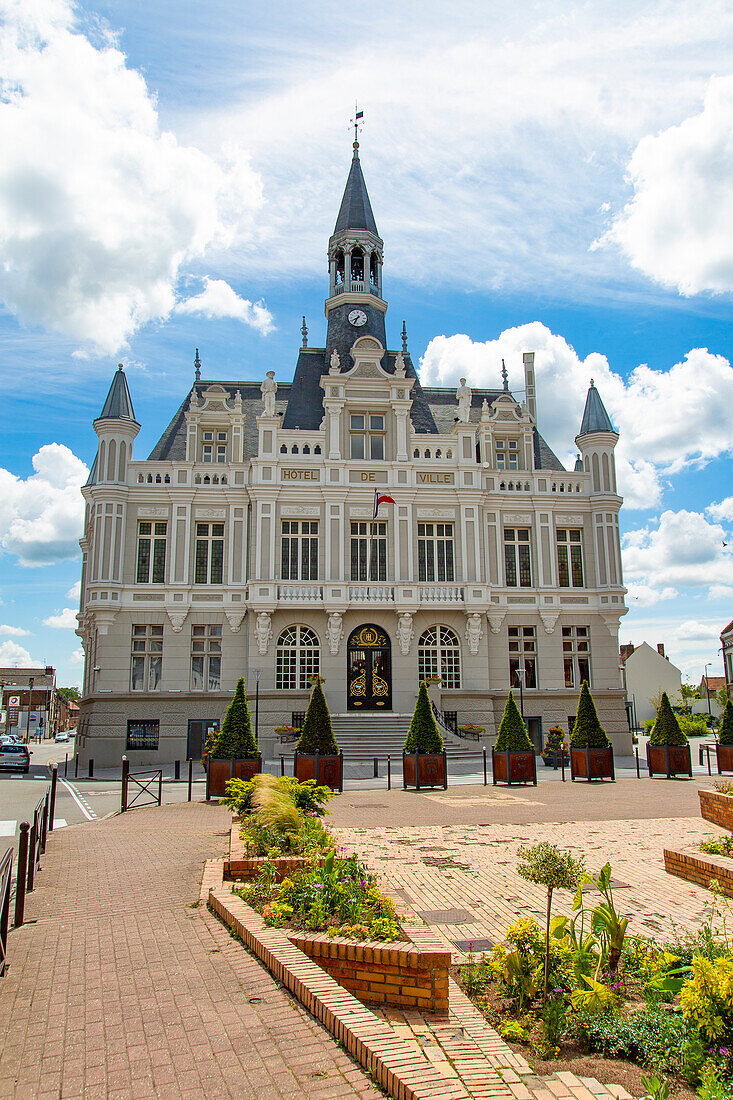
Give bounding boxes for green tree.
[296,677,339,755]
[57,686,81,702]
[719,699,733,747]
[404,680,444,753]
[676,682,698,712]
[716,687,730,711]
[495,690,532,751]
[517,843,585,1002]
[570,681,610,749]
[649,692,687,746]
[210,677,258,759]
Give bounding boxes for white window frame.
[418,626,461,689]
[276,625,320,690]
[136,521,167,584]
[191,625,222,692]
[562,626,591,688]
[131,625,163,692]
[281,520,319,581]
[350,412,386,460]
[557,529,584,588]
[418,522,455,582]
[194,523,224,585]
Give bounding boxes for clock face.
[348,309,368,327]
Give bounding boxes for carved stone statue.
[327,612,343,656]
[255,612,272,655]
[456,378,471,422]
[394,352,406,377]
[329,350,341,375]
[465,613,483,656]
[261,371,277,416]
[397,613,414,656]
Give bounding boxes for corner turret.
[90,364,140,485]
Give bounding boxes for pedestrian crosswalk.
[0,820,67,836]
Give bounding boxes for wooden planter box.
[570,745,615,782]
[717,743,733,775]
[492,748,537,786]
[294,752,343,792]
[402,751,447,790]
[646,742,692,779]
[207,755,261,798]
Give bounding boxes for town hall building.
[74,138,631,767]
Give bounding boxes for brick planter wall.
[225,821,325,880]
[664,846,733,898]
[288,932,449,1014]
[700,789,733,831]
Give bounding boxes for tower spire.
[194,348,201,383]
[301,316,308,348]
[401,321,408,354]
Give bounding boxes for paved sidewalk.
[0,802,380,1100]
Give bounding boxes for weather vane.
[350,103,364,144]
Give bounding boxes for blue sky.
[1,0,732,687]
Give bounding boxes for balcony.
[348,585,395,602]
[418,586,465,603]
[277,585,324,601]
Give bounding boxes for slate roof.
[97,365,137,422]
[333,145,379,236]
[579,381,615,435]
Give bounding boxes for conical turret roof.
[333,143,379,236]
[97,364,137,422]
[579,380,615,435]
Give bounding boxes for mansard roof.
[97,365,137,423]
[579,380,615,435]
[333,144,379,237]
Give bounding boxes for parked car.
[0,742,31,773]
[54,730,70,743]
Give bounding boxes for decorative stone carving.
[281,506,320,517]
[539,609,561,634]
[600,612,624,634]
[255,612,272,655]
[396,388,406,399]
[503,513,533,524]
[397,613,414,656]
[394,352,406,377]
[556,515,584,525]
[137,506,168,518]
[416,507,454,518]
[166,607,189,633]
[327,612,343,656]
[329,350,340,374]
[225,610,246,633]
[195,507,226,519]
[353,361,380,378]
[487,611,506,635]
[465,613,483,655]
[261,370,277,416]
[456,378,472,422]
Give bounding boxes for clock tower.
[324,138,388,367]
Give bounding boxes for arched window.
[276,625,320,690]
[446,450,453,459]
[314,445,321,455]
[292,444,299,454]
[418,626,461,689]
[425,448,431,458]
[435,449,442,458]
[413,449,420,458]
[117,441,126,482]
[335,250,345,284]
[602,452,610,491]
[351,247,364,282]
[303,444,310,455]
[107,439,116,482]
[280,444,287,454]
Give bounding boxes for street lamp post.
[704,663,712,719]
[514,666,526,724]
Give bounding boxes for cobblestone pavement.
[0,802,381,1100]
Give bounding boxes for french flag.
[373,489,396,518]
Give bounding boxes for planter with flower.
[646,692,692,778]
[274,724,300,743]
[716,700,733,775]
[492,691,537,785]
[207,677,261,797]
[569,683,615,782]
[294,677,343,791]
[458,723,485,741]
[541,726,569,769]
[403,680,447,789]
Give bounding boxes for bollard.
[561,754,566,782]
[64,753,68,778]
[27,817,37,893]
[205,757,211,802]
[188,758,193,802]
[74,754,79,779]
[387,754,391,790]
[635,747,640,778]
[174,759,180,782]
[88,759,94,779]
[373,756,379,779]
[14,823,30,927]
[482,746,487,786]
[121,756,129,812]
[158,769,162,806]
[280,755,285,777]
[48,765,58,833]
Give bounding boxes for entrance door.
[187,719,218,760]
[347,625,392,711]
[526,716,543,754]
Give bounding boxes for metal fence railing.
[0,847,12,977]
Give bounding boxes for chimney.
[657,643,666,659]
[619,643,634,663]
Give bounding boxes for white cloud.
[0,443,87,566]
[419,324,733,508]
[43,607,77,629]
[65,581,81,602]
[625,583,678,608]
[69,648,84,665]
[676,619,724,641]
[708,497,733,522]
[709,584,733,601]
[0,0,265,353]
[174,278,273,334]
[0,640,35,667]
[623,509,733,590]
[601,76,733,295]
[0,623,30,636]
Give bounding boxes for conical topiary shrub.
[296,677,339,755]
[211,677,258,758]
[719,699,733,746]
[495,690,533,751]
[570,682,610,748]
[649,692,687,746]
[404,680,444,754]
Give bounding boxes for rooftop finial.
[350,102,363,154]
[590,377,595,387]
[501,358,509,393]
[194,348,201,383]
[401,320,408,354]
[301,316,308,349]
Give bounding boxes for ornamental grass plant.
[495,690,533,752]
[649,692,687,746]
[404,679,444,753]
[296,676,339,755]
[210,676,258,759]
[570,682,610,749]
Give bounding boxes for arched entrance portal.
[347,625,392,711]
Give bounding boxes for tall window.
[276,626,320,690]
[562,626,591,688]
[418,522,455,582]
[504,528,532,587]
[557,529,584,588]
[131,625,163,691]
[202,431,228,463]
[496,438,518,470]
[418,626,461,689]
[350,413,385,460]
[508,626,537,688]
[281,521,318,581]
[195,523,224,584]
[350,521,387,581]
[191,625,222,691]
[136,521,166,584]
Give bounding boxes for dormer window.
[350,413,385,460]
[496,438,518,470]
[216,432,227,462]
[202,431,213,462]
[202,430,227,463]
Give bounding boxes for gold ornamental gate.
[347,625,392,711]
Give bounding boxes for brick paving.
[0,802,381,1100]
